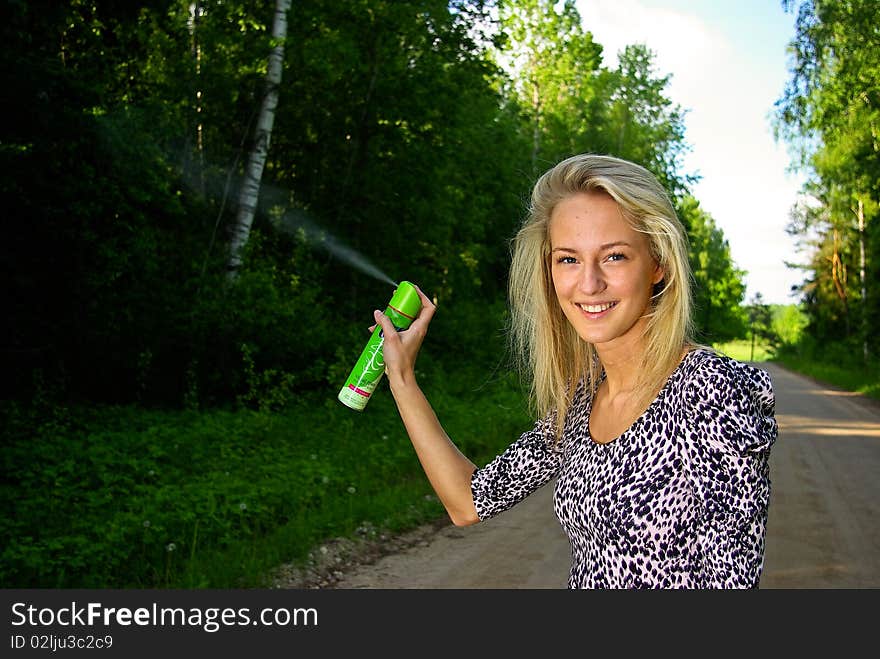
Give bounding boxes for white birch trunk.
[857,198,868,361]
[188,2,205,196]
[227,0,292,277]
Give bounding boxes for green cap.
[387,281,422,322]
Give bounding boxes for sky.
[575,0,806,306]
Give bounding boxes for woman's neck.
[595,337,648,399]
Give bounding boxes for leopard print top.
[470,348,777,589]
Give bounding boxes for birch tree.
[599,45,689,198]
[227,0,291,277]
[496,0,602,172]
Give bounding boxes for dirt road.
[760,363,880,587]
[327,362,880,588]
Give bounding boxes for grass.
[712,339,774,362]
[772,352,880,400]
[0,367,532,588]
[713,339,879,400]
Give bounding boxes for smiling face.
[549,191,664,355]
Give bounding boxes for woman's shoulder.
[681,348,773,402]
[678,347,777,452]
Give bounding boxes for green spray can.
[338,281,422,411]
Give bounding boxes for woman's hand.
[371,284,436,387]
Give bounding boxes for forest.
[1,0,876,587]
[775,0,879,367]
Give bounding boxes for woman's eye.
[606,252,626,262]
[557,256,577,264]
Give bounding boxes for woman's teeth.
[578,302,615,313]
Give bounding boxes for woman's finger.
[411,284,437,325]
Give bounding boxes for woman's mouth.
[576,301,617,317]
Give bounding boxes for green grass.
[713,339,879,400]
[772,353,880,400]
[712,339,774,362]
[0,368,532,588]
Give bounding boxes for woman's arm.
[372,287,479,527]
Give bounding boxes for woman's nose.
[578,262,605,295]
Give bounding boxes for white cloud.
[576,0,805,305]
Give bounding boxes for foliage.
[746,293,775,347]
[0,0,748,407]
[774,337,880,400]
[678,196,748,342]
[0,372,530,587]
[495,0,604,172]
[770,303,810,347]
[739,297,811,357]
[1,0,756,586]
[595,44,692,198]
[775,0,879,361]
[715,303,807,362]
[712,340,774,363]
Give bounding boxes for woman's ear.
[652,263,665,285]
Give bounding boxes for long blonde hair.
[508,154,695,434]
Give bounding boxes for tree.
[227,0,292,277]
[677,196,748,342]
[746,293,774,361]
[495,0,603,171]
[775,0,880,361]
[595,44,692,199]
[771,303,809,347]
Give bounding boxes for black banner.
[0,588,865,655]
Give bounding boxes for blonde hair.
[508,153,695,435]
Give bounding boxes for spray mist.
[338,281,422,411]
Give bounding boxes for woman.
[373,153,777,589]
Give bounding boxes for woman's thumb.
[373,309,394,336]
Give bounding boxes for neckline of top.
[585,348,704,448]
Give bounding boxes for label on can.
[337,377,382,410]
[337,327,390,411]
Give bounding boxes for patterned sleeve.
[679,353,778,588]
[470,411,562,521]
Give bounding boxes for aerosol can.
[337,281,421,411]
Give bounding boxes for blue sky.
[576,0,805,305]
